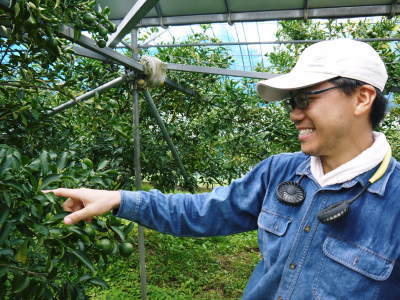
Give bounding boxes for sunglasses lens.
[284,95,308,111]
[283,99,294,112]
[296,94,308,109]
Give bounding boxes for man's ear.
[354,85,376,117]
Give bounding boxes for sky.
[137,21,279,72]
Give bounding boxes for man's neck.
[320,131,374,174]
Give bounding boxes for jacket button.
[277,297,283,300]
[289,263,296,270]
[304,225,311,232]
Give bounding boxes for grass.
[87,227,260,299]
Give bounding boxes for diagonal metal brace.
[46,75,128,116]
[142,89,195,192]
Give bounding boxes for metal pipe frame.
[60,26,198,96]
[167,63,276,80]
[223,0,233,25]
[72,46,110,62]
[139,37,400,49]
[129,29,148,300]
[0,0,9,10]
[58,25,144,72]
[46,75,127,116]
[131,83,148,300]
[142,89,195,192]
[107,0,160,48]
[154,3,167,28]
[391,0,400,17]
[304,0,309,21]
[136,5,397,27]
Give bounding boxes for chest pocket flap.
[258,209,292,236]
[323,236,395,281]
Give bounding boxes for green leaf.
[33,224,49,236]
[0,207,10,229]
[27,158,41,172]
[91,177,104,186]
[0,265,8,277]
[77,239,85,251]
[90,277,109,289]
[14,2,21,18]
[66,226,84,236]
[0,156,12,176]
[73,27,82,41]
[41,174,62,190]
[110,225,125,242]
[45,212,69,225]
[0,248,13,256]
[39,151,49,175]
[13,275,30,294]
[1,192,11,207]
[15,241,28,264]
[2,182,26,195]
[123,222,135,236]
[78,274,92,282]
[82,158,93,169]
[57,152,69,170]
[42,192,56,204]
[67,248,95,273]
[45,257,54,273]
[0,223,13,244]
[97,159,108,171]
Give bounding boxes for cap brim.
[256,71,337,102]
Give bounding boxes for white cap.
[256,39,388,101]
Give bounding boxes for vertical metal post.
[131,29,148,300]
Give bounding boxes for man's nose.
[290,107,305,123]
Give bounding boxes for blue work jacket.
[115,152,400,299]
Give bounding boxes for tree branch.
[0,263,48,278]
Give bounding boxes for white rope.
[139,56,167,87]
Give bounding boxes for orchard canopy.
[0,0,399,299]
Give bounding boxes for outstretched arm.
[42,188,121,224]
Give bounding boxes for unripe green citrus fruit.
[119,242,134,257]
[96,238,113,254]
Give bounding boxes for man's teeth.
[299,129,314,135]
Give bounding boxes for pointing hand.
[42,188,121,225]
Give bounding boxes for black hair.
[328,77,388,129]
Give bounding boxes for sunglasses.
[283,86,340,112]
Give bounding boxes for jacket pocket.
[323,236,394,281]
[257,209,292,236]
[257,210,292,265]
[312,236,395,300]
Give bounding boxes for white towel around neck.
[310,132,390,187]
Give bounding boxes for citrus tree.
[0,145,137,298]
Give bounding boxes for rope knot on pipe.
[139,56,167,87]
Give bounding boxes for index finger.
[42,188,82,198]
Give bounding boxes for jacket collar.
[296,156,396,196]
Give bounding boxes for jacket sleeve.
[114,157,273,237]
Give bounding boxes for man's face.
[289,81,357,158]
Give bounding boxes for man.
[45,39,400,299]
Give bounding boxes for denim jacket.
[115,152,400,300]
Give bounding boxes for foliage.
[0,0,115,64]
[87,228,259,299]
[0,145,135,298]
